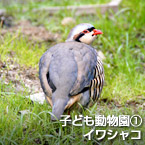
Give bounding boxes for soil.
[0,16,59,94]
[0,20,59,43]
[0,58,42,94]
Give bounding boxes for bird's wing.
[39,44,62,98]
[69,45,97,95]
[39,49,53,98]
[69,45,104,101]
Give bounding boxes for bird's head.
[66,23,103,45]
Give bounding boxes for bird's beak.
[93,29,103,35]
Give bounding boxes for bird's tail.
[51,90,69,120]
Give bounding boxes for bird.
[39,23,104,120]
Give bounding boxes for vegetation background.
[0,0,144,144]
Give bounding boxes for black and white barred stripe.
[90,57,104,101]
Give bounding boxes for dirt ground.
[0,16,58,94]
[0,13,61,94]
[0,19,59,42]
[0,58,42,94]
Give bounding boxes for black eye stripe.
[75,33,85,42]
[87,27,95,32]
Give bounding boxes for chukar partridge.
[39,23,104,120]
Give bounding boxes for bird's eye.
[83,30,89,33]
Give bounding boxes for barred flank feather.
[90,57,104,101]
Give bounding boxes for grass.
[0,33,46,68]
[0,0,145,144]
[0,0,110,8]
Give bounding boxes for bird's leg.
[45,96,53,107]
[65,94,82,110]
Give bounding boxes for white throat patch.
[79,31,97,45]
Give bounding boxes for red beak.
[93,29,103,35]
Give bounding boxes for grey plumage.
[39,24,104,120]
